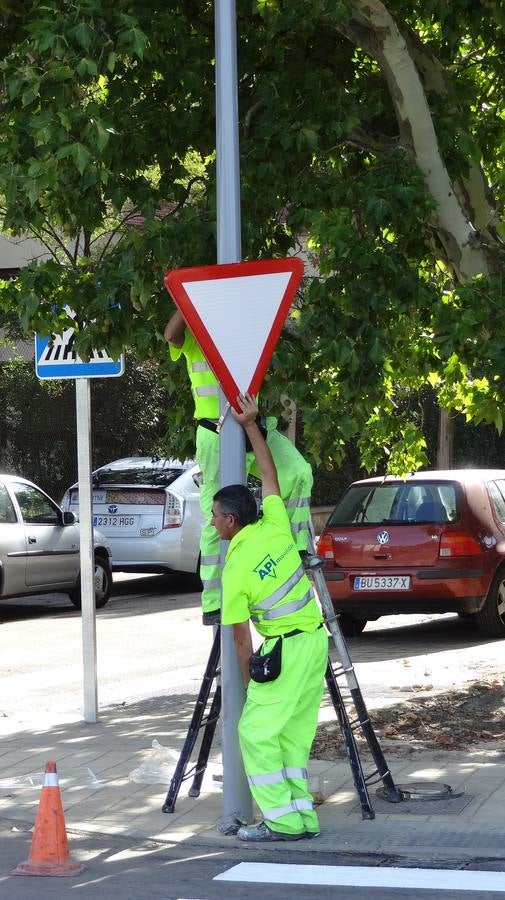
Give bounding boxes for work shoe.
[299,550,325,571]
[202,609,221,626]
[237,822,305,842]
[303,830,320,839]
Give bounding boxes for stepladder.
[162,517,404,817]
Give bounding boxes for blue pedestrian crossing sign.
[35,321,124,380]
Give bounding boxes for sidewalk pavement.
[1,690,505,867]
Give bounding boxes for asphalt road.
[1,826,504,900]
[1,571,504,730]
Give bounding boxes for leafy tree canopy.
[0,0,503,471]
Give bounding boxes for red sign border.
[164,258,303,410]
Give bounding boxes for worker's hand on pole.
[231,392,259,426]
[232,392,279,498]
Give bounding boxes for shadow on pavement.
[339,614,503,663]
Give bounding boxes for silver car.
[0,474,112,608]
[61,457,204,576]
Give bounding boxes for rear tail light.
[163,490,184,528]
[439,532,484,557]
[316,533,334,561]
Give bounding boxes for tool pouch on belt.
[245,416,268,453]
[249,637,282,683]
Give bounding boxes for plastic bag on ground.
[128,739,180,785]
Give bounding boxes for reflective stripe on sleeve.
[192,361,211,372]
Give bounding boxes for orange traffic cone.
[11,760,84,876]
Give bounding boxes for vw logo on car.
[376,530,390,545]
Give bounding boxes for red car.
[316,470,505,638]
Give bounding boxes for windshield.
[328,482,459,526]
[92,466,184,487]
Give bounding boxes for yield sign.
[164,258,303,409]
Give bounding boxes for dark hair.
[213,484,258,527]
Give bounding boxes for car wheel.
[68,554,112,610]
[476,570,505,637]
[337,612,367,637]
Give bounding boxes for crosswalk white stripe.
[214,862,505,892]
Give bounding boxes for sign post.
[75,377,98,723]
[214,0,251,832]
[35,324,123,723]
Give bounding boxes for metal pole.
[75,378,98,723]
[215,0,252,830]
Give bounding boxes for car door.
[9,481,80,588]
[0,480,26,596]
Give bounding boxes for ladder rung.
[180,763,198,783]
[200,712,220,728]
[348,715,370,729]
[364,773,386,787]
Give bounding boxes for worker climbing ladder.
[162,518,404,818]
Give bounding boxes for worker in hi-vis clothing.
[213,391,328,842]
[164,310,319,626]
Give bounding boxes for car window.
[0,483,17,523]
[92,466,184,487]
[328,482,458,526]
[488,479,505,523]
[11,482,61,525]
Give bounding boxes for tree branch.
[334,0,495,281]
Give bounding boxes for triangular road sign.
[164,258,303,409]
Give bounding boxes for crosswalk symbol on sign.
[35,314,124,380]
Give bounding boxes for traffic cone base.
[11,761,84,877]
[11,859,84,877]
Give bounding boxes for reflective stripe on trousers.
[247,766,308,786]
[263,798,313,821]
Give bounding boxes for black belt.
[197,418,219,433]
[275,623,324,639]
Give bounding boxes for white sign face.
[164,258,304,408]
[181,271,292,393]
[35,310,124,379]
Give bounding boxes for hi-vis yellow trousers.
[238,626,328,836]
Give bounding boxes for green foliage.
[0,0,503,479]
[0,345,186,499]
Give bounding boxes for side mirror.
[63,510,76,525]
[193,471,203,488]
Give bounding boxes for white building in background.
[0,234,48,274]
[0,235,48,363]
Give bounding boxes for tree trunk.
[340,0,496,283]
[436,408,453,468]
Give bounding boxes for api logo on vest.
[254,554,277,580]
